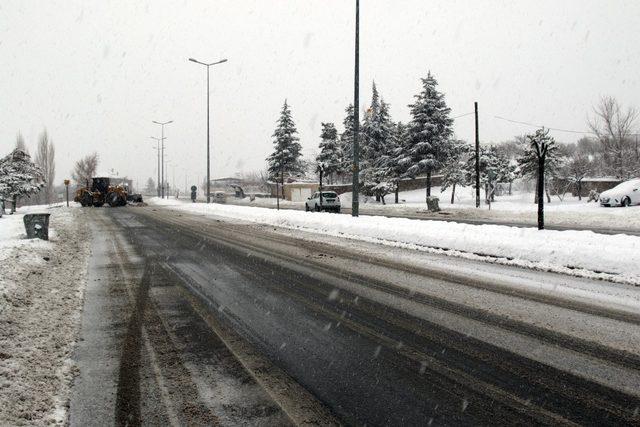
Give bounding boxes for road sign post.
[64,179,70,207]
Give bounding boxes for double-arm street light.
[153,120,173,198]
[188,57,228,203]
[150,136,165,197]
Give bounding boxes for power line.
[452,111,474,120]
[493,115,596,135]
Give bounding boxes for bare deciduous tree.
[72,153,99,187]
[34,130,56,204]
[588,96,638,178]
[15,132,28,153]
[563,153,592,200]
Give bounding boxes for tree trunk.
[537,156,545,230]
[426,171,431,197]
[395,186,399,204]
[577,181,582,200]
[12,195,17,214]
[451,182,456,204]
[545,186,551,203]
[381,194,386,205]
[508,181,512,196]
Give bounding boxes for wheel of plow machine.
[107,191,125,207]
[80,191,93,207]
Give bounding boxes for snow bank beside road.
[151,197,640,283]
[0,206,90,425]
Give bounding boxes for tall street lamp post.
[188,57,228,203]
[352,0,360,217]
[153,120,173,198]
[150,136,165,197]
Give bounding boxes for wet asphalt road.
[70,206,640,426]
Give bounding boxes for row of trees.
[12,131,57,205]
[266,71,638,205]
[0,130,101,211]
[267,73,457,203]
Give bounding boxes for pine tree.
[266,100,303,181]
[389,121,410,203]
[463,145,508,203]
[338,104,357,182]
[316,122,341,184]
[361,83,394,167]
[440,139,471,204]
[400,71,454,199]
[360,83,397,203]
[145,177,156,194]
[0,149,44,212]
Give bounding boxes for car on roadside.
[305,191,341,213]
[212,191,226,204]
[599,178,640,207]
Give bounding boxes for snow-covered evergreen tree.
[360,83,397,203]
[400,71,454,198]
[385,122,410,203]
[0,148,44,212]
[144,177,156,194]
[463,145,508,203]
[338,104,357,182]
[440,139,471,204]
[316,122,341,184]
[266,100,303,181]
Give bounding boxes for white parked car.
[212,191,226,203]
[305,191,341,213]
[599,178,640,207]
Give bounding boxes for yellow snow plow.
[74,177,128,207]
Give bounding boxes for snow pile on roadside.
[0,206,90,425]
[151,197,640,283]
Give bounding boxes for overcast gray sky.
[1,0,639,189]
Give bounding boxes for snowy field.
[343,186,640,229]
[0,204,90,425]
[150,197,640,285]
[204,185,640,230]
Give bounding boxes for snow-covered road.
[150,197,640,285]
[97,205,640,425]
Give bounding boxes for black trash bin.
[23,213,51,240]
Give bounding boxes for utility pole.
[189,57,228,203]
[150,136,164,198]
[153,120,173,198]
[475,102,480,208]
[351,0,360,217]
